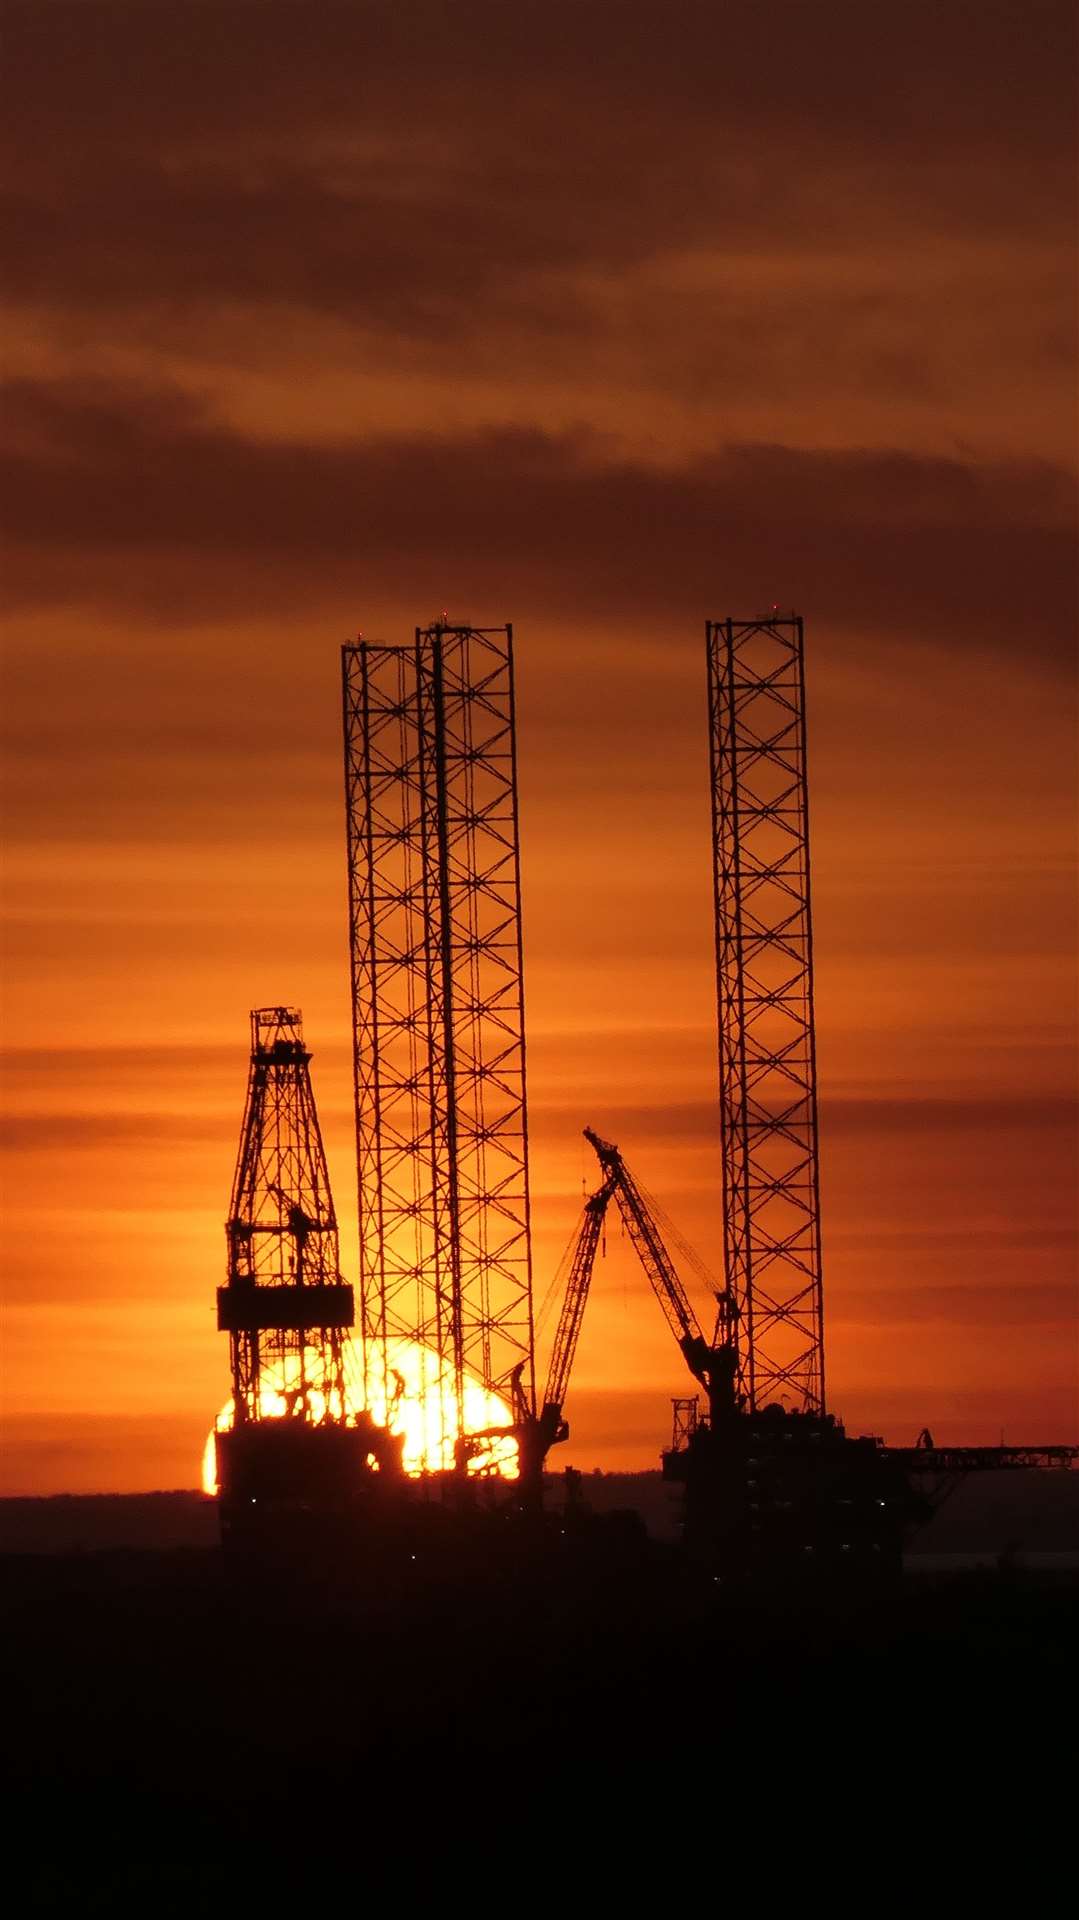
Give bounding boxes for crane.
[511,1174,615,1493]
[583,1128,739,1427]
[582,1127,931,1574]
[539,1174,616,1446]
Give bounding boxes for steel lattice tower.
[342,623,535,1472]
[707,616,825,1415]
[218,1007,353,1423]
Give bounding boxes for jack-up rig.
[670,614,903,1569]
[213,613,1074,1559]
[564,617,1074,1568]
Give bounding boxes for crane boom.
[542,1178,615,1421]
[583,1127,738,1422]
[511,1176,615,1492]
[583,1129,702,1350]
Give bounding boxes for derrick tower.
[706,616,825,1415]
[218,1006,353,1422]
[342,623,534,1473]
[215,1007,377,1527]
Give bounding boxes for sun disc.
[202,1337,517,1494]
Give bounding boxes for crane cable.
[534,1206,587,1342]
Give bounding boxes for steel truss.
[342,624,535,1471]
[219,1007,351,1422]
[707,617,825,1414]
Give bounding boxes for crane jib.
[582,1126,739,1424]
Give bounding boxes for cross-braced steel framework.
[219,1007,352,1422]
[707,617,825,1414]
[342,624,535,1472]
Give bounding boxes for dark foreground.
[5,1505,1076,1913]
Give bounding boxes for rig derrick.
[215,1007,398,1543]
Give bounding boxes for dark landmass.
[0,1489,219,1555]
[4,1472,1077,1911]
[3,1466,1077,1557]
[0,1474,681,1554]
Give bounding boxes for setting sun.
[202,1337,519,1494]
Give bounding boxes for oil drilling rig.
[547,618,916,1573]
[214,1007,398,1539]
[212,615,902,1554]
[212,612,1072,1556]
[586,616,1074,1570]
[216,620,579,1529]
[663,617,913,1569]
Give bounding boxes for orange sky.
[2,1,1076,1492]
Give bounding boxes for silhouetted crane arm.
[584,1129,704,1344]
[583,1126,738,1418]
[510,1177,616,1489]
[542,1177,615,1421]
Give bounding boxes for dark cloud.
[2,2,1073,340]
[0,1111,235,1151]
[2,375,1073,643]
[7,2,1072,181]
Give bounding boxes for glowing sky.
[2,1,1076,1492]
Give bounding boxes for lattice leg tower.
[707,617,826,1414]
[343,625,535,1473]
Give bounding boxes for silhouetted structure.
[707,615,825,1414]
[342,624,535,1476]
[582,1123,910,1573]
[219,1007,351,1413]
[215,1008,384,1529]
[585,1126,738,1420]
[671,1398,701,1449]
[516,1174,615,1485]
